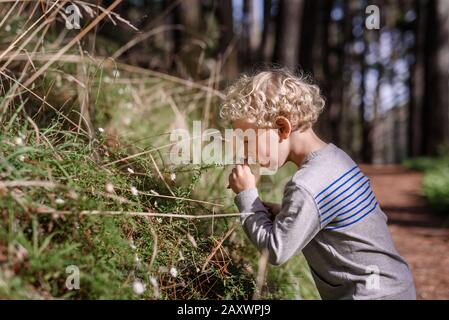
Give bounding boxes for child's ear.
[275,117,292,141]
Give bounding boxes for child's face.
[232,119,290,170]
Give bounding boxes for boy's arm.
[235,182,320,266]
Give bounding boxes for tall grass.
[0,0,319,299]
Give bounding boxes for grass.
[0,1,319,300]
[0,119,258,299]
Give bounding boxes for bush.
[403,155,449,215]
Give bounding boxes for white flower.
[14,137,24,146]
[5,25,11,32]
[130,186,138,196]
[98,127,104,133]
[170,173,176,181]
[112,69,120,78]
[169,267,178,278]
[149,276,160,298]
[132,280,146,295]
[18,155,26,161]
[156,218,162,223]
[55,198,65,205]
[105,182,114,193]
[149,277,158,287]
[127,168,135,174]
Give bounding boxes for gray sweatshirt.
[235,143,416,300]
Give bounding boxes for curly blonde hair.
[220,69,325,131]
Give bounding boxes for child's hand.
[263,202,281,220]
[228,164,256,194]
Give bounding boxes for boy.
[220,69,416,300]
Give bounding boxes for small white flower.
[18,155,26,161]
[130,186,139,196]
[149,276,160,298]
[170,173,176,181]
[127,168,135,174]
[98,127,104,133]
[149,277,158,287]
[55,198,65,205]
[132,280,146,295]
[112,69,120,78]
[14,137,24,146]
[156,218,162,223]
[169,267,178,278]
[5,25,11,32]
[105,182,115,194]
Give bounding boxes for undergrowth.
[0,119,254,299]
[403,155,449,217]
[0,1,319,300]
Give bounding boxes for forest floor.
[362,165,449,300]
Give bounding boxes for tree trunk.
[408,0,427,157]
[216,0,239,80]
[259,0,272,62]
[424,0,449,154]
[173,0,203,78]
[273,0,304,71]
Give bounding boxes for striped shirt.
[235,143,416,300]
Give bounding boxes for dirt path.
[361,165,449,300]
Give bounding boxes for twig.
[0,180,59,188]
[201,225,237,272]
[33,209,241,220]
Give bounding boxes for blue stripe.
[320,186,373,224]
[317,170,362,205]
[330,195,377,224]
[335,190,374,219]
[315,166,359,200]
[319,175,366,210]
[320,179,370,216]
[325,202,378,231]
